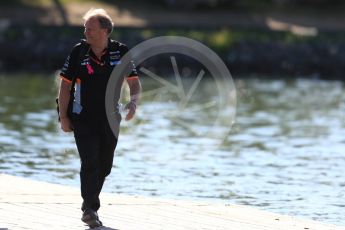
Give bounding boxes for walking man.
[58,8,141,228]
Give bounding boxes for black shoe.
[81,209,103,229]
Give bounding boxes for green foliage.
[120,27,333,52]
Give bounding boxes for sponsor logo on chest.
[109,50,121,66]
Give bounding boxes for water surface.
[0,74,344,226]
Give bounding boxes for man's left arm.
[124,76,141,121]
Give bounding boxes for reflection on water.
[0,74,345,226]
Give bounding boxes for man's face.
[84,17,107,45]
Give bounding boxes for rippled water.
[1,74,345,226]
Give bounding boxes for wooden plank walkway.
[0,174,344,230]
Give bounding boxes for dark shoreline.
[1,24,344,80]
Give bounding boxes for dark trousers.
[72,116,119,212]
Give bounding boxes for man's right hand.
[60,117,73,132]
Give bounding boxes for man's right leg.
[74,133,102,212]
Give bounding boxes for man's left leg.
[97,125,118,197]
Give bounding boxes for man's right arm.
[58,79,73,132]
[58,43,82,132]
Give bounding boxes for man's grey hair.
[83,8,114,35]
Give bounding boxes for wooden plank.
[0,174,343,230]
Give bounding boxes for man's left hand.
[124,101,136,121]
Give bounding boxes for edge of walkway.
[0,174,343,230]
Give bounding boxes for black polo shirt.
[60,39,138,124]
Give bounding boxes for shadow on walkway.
[86,226,119,230]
